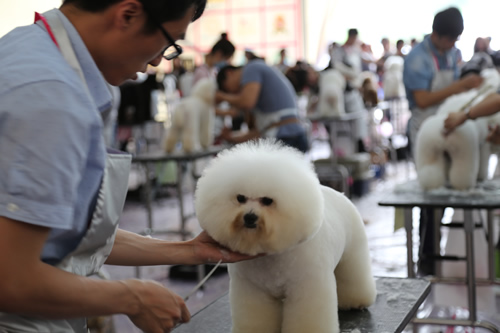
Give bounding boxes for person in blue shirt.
[0,1,256,332]
[403,7,483,153]
[215,60,309,153]
[402,7,482,277]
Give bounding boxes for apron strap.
[35,11,90,95]
[34,12,59,48]
[262,117,300,133]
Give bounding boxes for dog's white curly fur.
[164,78,216,153]
[317,69,347,117]
[415,68,500,190]
[383,55,405,99]
[195,139,376,333]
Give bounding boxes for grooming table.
[173,277,431,333]
[308,110,367,196]
[131,146,226,279]
[378,180,500,332]
[131,145,226,238]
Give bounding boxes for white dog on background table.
[317,68,347,117]
[164,78,216,153]
[415,68,500,190]
[382,55,405,100]
[195,139,376,333]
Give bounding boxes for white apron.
[407,47,455,153]
[0,9,131,333]
[255,108,300,138]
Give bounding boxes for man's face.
[98,3,195,85]
[435,34,459,53]
[222,70,241,94]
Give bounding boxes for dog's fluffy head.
[383,55,404,72]
[191,78,217,105]
[195,139,324,255]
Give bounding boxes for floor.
[97,140,500,333]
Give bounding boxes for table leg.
[335,164,350,197]
[144,162,153,234]
[487,210,495,282]
[463,209,477,322]
[176,161,187,240]
[327,121,351,197]
[433,208,443,277]
[404,207,415,278]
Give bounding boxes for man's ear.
[113,0,144,30]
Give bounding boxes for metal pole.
[464,209,477,322]
[487,210,495,282]
[405,207,415,278]
[434,208,443,277]
[176,161,186,240]
[144,162,153,234]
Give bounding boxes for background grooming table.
[378,181,500,332]
[173,277,431,333]
[307,111,367,196]
[131,146,226,279]
[131,145,226,238]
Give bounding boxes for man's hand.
[189,231,262,263]
[215,107,240,118]
[217,126,235,143]
[443,110,468,135]
[459,74,483,92]
[123,279,190,333]
[215,91,226,104]
[487,124,500,144]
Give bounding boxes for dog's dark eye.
[260,197,273,206]
[236,195,247,203]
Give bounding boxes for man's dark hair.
[396,39,404,48]
[432,7,464,39]
[62,0,206,31]
[210,33,235,58]
[285,67,308,93]
[216,65,240,92]
[348,29,358,38]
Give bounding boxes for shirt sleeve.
[403,53,434,93]
[241,62,264,86]
[0,80,93,229]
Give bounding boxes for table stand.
[308,111,367,196]
[379,186,500,332]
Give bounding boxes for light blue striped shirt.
[403,35,460,110]
[0,9,111,264]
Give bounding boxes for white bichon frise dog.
[317,68,347,117]
[415,68,500,190]
[382,55,405,99]
[164,78,216,153]
[195,139,377,333]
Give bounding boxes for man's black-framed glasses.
[139,0,183,60]
[157,24,183,60]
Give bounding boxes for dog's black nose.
[243,213,258,228]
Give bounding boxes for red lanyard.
[34,12,59,48]
[431,52,451,71]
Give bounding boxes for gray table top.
[131,145,227,163]
[173,277,431,333]
[378,180,500,209]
